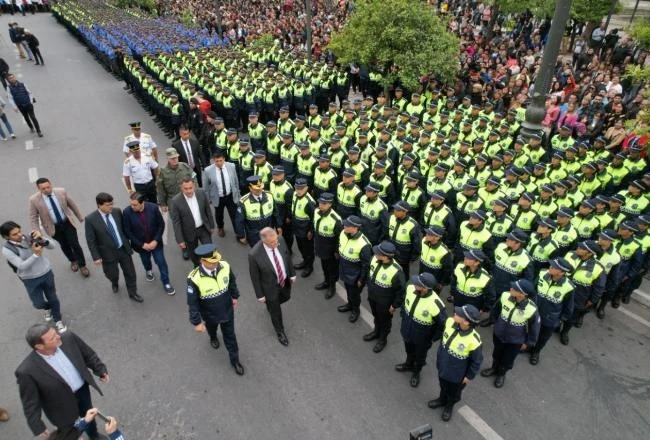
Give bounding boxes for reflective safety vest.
[227,141,241,162]
[254,162,274,186]
[571,214,599,239]
[498,292,537,327]
[620,192,649,216]
[222,94,234,109]
[510,206,537,232]
[423,204,452,228]
[441,318,482,359]
[486,213,514,239]
[478,188,503,210]
[459,221,492,250]
[533,199,558,219]
[337,183,362,208]
[598,246,621,274]
[240,192,274,221]
[402,186,425,210]
[453,264,491,297]
[502,181,524,201]
[269,180,292,205]
[249,124,264,141]
[578,176,601,197]
[369,256,401,288]
[189,261,231,299]
[616,238,642,261]
[527,234,559,263]
[427,177,452,197]
[338,231,371,262]
[420,241,450,269]
[313,168,337,191]
[280,143,299,164]
[595,211,614,230]
[291,193,315,221]
[569,257,604,287]
[403,285,444,325]
[552,224,578,249]
[297,154,317,177]
[360,196,387,221]
[314,209,342,237]
[536,271,573,304]
[345,160,369,184]
[607,165,629,187]
[388,215,418,245]
[494,243,531,275]
[369,173,392,199]
[239,151,254,173]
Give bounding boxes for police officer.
[123,141,159,204]
[290,178,316,277]
[480,279,540,388]
[595,229,623,319]
[612,220,644,307]
[553,207,579,254]
[236,176,279,247]
[429,305,483,422]
[359,182,389,245]
[419,226,453,288]
[187,244,245,376]
[527,218,561,276]
[365,241,406,353]
[312,155,338,201]
[336,168,362,219]
[123,121,158,160]
[387,201,422,278]
[314,193,343,299]
[491,228,534,297]
[450,249,495,313]
[396,273,448,388]
[269,166,294,250]
[455,209,494,266]
[486,198,514,245]
[531,258,574,365]
[337,216,372,323]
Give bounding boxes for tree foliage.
[489,0,620,22]
[571,0,621,23]
[629,18,650,51]
[328,0,459,90]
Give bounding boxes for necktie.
[219,166,227,197]
[104,214,121,248]
[271,248,285,287]
[184,140,194,168]
[47,195,64,224]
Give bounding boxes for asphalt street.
[0,13,649,440]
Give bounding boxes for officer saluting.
[187,244,245,376]
[396,273,448,388]
[429,305,483,422]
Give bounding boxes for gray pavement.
[0,13,649,440]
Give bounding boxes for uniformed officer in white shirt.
[123,141,159,203]
[123,121,158,160]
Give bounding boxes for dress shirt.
[43,193,66,224]
[215,164,231,196]
[263,243,285,283]
[102,211,123,248]
[181,139,195,168]
[38,348,85,392]
[185,193,204,228]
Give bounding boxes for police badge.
[457,343,466,351]
[422,310,430,317]
[554,291,561,299]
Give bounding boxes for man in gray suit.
[202,151,245,241]
[170,177,215,266]
[85,192,142,302]
[249,227,296,346]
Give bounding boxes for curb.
[632,289,650,308]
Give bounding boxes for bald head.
[260,227,278,248]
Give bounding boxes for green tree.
[629,18,650,51]
[328,0,459,93]
[625,19,650,139]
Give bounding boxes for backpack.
[3,242,20,273]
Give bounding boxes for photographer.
[1,221,67,332]
[46,408,126,440]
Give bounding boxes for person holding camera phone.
[6,72,43,137]
[1,221,67,332]
[45,409,125,440]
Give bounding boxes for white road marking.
[457,405,506,440]
[28,167,38,183]
[25,140,34,150]
[617,306,650,328]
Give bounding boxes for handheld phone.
[95,411,110,423]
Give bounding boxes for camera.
[29,232,49,247]
[409,424,433,440]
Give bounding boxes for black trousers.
[282,221,293,252]
[206,320,239,365]
[188,226,213,266]
[17,103,41,133]
[404,340,431,371]
[214,194,242,237]
[438,378,465,406]
[295,236,314,268]
[320,257,338,285]
[491,333,522,373]
[101,247,137,296]
[613,278,634,302]
[266,284,291,332]
[53,220,86,266]
[134,181,157,204]
[398,260,411,279]
[369,298,393,340]
[29,45,44,64]
[74,383,98,437]
[534,324,556,353]
[344,282,363,310]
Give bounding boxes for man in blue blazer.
[123,192,175,295]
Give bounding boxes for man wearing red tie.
[248,227,296,346]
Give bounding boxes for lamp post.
[520,0,573,140]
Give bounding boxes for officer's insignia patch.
[606,263,612,269]
[370,211,375,216]
[402,229,407,234]
[632,204,638,209]
[223,277,229,283]
[562,235,568,241]
[583,227,590,233]
[585,271,592,278]
[457,343,465,351]
[348,248,354,254]
[324,226,328,231]
[470,287,476,292]
[518,309,525,315]
[187,286,194,294]
[381,274,387,280]
[554,291,561,298]
[472,239,479,245]
[422,310,430,317]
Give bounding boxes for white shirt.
[122,133,157,155]
[185,193,203,228]
[263,243,285,284]
[180,139,196,168]
[42,192,66,224]
[215,164,231,197]
[38,348,85,392]
[123,154,158,183]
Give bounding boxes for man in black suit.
[170,177,215,266]
[15,324,109,440]
[249,227,296,346]
[172,125,203,187]
[85,192,142,302]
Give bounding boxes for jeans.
[22,270,62,321]
[138,245,170,285]
[0,113,14,138]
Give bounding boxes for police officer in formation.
[236,175,278,247]
[387,201,422,278]
[290,178,316,277]
[337,215,372,323]
[187,244,245,376]
[313,192,342,299]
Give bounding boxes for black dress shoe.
[575,315,584,328]
[111,283,119,293]
[622,295,631,304]
[494,374,506,388]
[363,330,379,341]
[441,406,453,421]
[410,371,420,387]
[294,261,306,270]
[372,340,387,353]
[337,304,352,313]
[427,398,445,409]
[210,337,220,349]
[480,367,497,377]
[560,331,569,345]
[326,285,336,299]
[277,331,289,346]
[611,299,620,308]
[301,267,313,277]
[596,306,606,319]
[314,281,329,290]
[395,362,413,372]
[349,309,360,323]
[529,351,540,365]
[129,293,144,303]
[182,250,190,260]
[232,362,245,376]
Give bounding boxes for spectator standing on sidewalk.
[24,29,45,65]
[0,95,17,140]
[6,72,43,137]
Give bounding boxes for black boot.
[325,284,336,299]
[314,280,329,290]
[410,369,421,387]
[363,330,379,341]
[294,261,306,270]
[349,309,360,323]
[372,339,387,353]
[611,297,621,308]
[529,350,540,365]
[395,355,414,372]
[622,294,631,304]
[480,366,498,377]
[427,397,445,409]
[337,303,352,313]
[494,369,506,388]
[441,404,454,421]
[575,313,584,328]
[596,300,606,319]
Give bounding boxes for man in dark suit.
[15,324,109,440]
[170,177,215,266]
[84,192,142,302]
[172,125,203,187]
[123,192,175,295]
[249,227,296,346]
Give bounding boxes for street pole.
[603,0,617,32]
[306,0,313,64]
[520,0,573,140]
[630,0,641,24]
